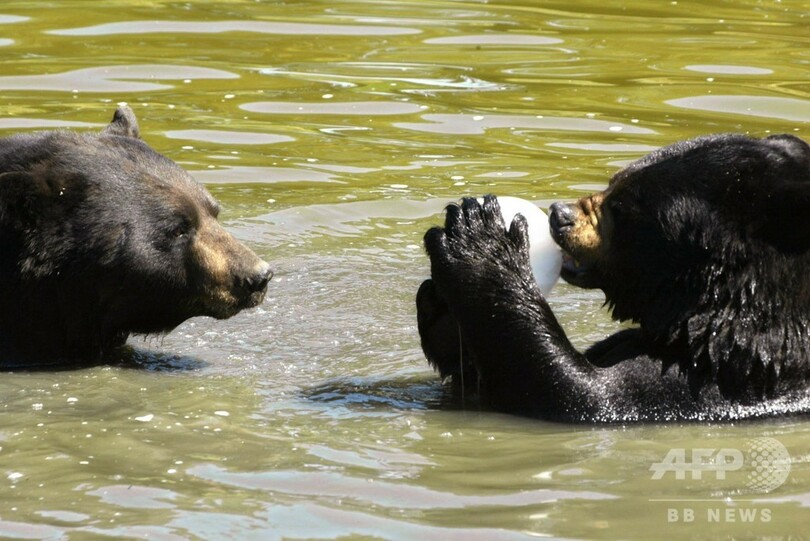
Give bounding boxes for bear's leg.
[421,196,601,419]
[416,278,478,389]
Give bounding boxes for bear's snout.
[547,198,606,289]
[190,216,273,318]
[549,202,577,241]
[235,260,273,304]
[230,259,273,312]
[238,261,273,294]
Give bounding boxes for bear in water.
[0,107,272,367]
[417,134,810,422]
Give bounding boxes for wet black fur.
[417,134,810,422]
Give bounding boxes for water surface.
[0,1,808,539]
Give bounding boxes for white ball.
[481,196,562,295]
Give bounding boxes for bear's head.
[0,107,272,364]
[549,134,810,396]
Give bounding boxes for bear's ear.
[764,134,810,169]
[103,106,140,139]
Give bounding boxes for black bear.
[417,133,810,422]
[0,107,272,367]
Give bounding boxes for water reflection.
[0,65,237,93]
[0,119,99,130]
[241,101,424,116]
[256,198,447,237]
[0,520,62,539]
[88,484,178,509]
[684,64,773,75]
[189,463,614,508]
[424,34,563,45]
[256,64,508,93]
[164,129,294,145]
[305,376,444,412]
[395,113,656,135]
[173,505,538,541]
[0,14,28,24]
[49,20,420,37]
[667,95,810,123]
[192,166,343,185]
[115,346,209,372]
[546,142,660,153]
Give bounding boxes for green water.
[1,1,809,539]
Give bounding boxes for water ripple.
[254,198,448,237]
[241,101,424,116]
[666,95,810,123]
[192,166,343,185]
[0,119,99,130]
[164,130,294,145]
[684,64,773,75]
[395,113,656,135]
[0,64,237,93]
[425,34,563,45]
[189,463,615,509]
[49,20,420,37]
[0,15,29,24]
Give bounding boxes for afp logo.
[650,437,791,493]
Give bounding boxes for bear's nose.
[245,261,273,293]
[549,202,577,232]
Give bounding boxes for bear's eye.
[607,200,623,221]
[170,218,192,239]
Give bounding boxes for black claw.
[481,194,505,230]
[508,213,531,256]
[460,196,484,230]
[444,202,465,237]
[423,226,448,257]
[459,196,481,212]
[508,212,528,242]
